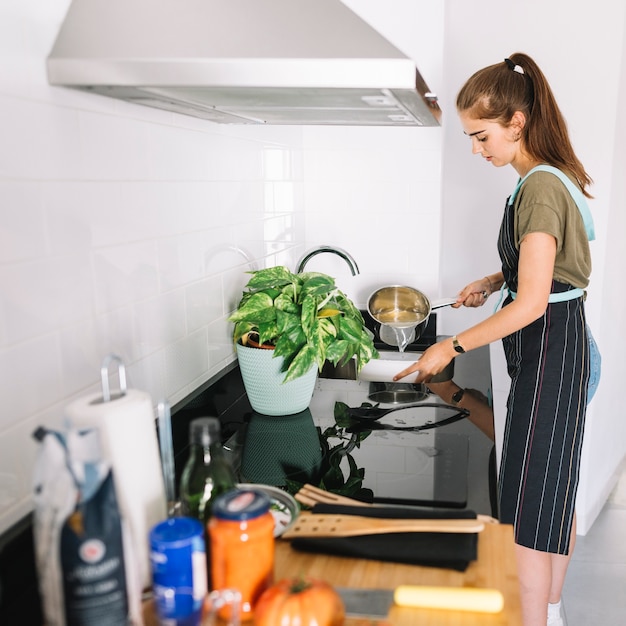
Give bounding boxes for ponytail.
[457,52,593,197]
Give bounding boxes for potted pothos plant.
[228,265,378,415]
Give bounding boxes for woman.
[394,52,592,626]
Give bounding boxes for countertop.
[272,522,521,625]
[143,522,522,625]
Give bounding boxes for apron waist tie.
[494,285,585,312]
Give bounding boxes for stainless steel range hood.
[47,0,441,126]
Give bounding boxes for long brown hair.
[456,52,593,197]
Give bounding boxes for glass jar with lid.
[209,489,274,620]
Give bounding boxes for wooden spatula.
[281,513,484,539]
[294,484,500,525]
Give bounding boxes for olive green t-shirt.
[512,170,591,288]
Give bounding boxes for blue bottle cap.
[212,488,271,521]
[150,516,204,548]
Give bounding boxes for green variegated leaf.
[256,321,279,346]
[254,287,282,300]
[338,293,363,319]
[228,292,275,323]
[356,329,379,370]
[325,339,350,365]
[300,294,316,336]
[232,321,255,344]
[274,331,305,362]
[338,316,363,343]
[314,317,342,368]
[283,344,317,383]
[299,273,336,298]
[275,292,299,315]
[305,325,326,370]
[245,266,295,291]
[275,309,300,336]
[318,316,338,338]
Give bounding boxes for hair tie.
[504,58,525,74]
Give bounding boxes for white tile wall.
[301,126,443,308]
[0,1,444,535]
[0,1,309,534]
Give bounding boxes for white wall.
[0,0,310,533]
[0,0,446,535]
[1,0,623,539]
[440,0,626,533]
[577,5,626,530]
[299,0,445,305]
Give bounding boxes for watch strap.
[452,335,466,354]
[451,388,465,405]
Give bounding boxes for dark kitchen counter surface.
[0,514,41,625]
[170,341,496,517]
[308,344,496,516]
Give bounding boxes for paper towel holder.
[98,353,127,403]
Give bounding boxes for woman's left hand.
[393,341,455,384]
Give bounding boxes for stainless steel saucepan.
[367,285,457,346]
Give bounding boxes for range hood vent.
[47,0,441,127]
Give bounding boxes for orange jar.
[209,489,274,620]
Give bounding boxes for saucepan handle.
[430,297,458,310]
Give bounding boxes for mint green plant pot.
[236,343,318,416]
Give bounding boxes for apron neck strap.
[507,164,595,241]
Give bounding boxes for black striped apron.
[496,195,589,554]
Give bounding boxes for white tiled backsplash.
[0,1,443,534]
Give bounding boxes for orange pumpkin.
[253,577,345,626]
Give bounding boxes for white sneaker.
[547,600,565,626]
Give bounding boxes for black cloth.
[289,504,478,572]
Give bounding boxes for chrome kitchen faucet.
[296,245,360,275]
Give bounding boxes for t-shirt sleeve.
[514,172,573,252]
[512,169,592,289]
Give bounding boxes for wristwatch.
[451,388,466,406]
[452,335,466,354]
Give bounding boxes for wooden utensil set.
[284,483,495,539]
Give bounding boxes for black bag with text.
[32,426,141,625]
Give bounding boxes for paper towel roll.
[65,388,167,590]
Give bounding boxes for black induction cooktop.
[228,405,470,509]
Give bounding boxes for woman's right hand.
[456,276,495,308]
[393,339,457,384]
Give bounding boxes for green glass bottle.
[180,417,237,526]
